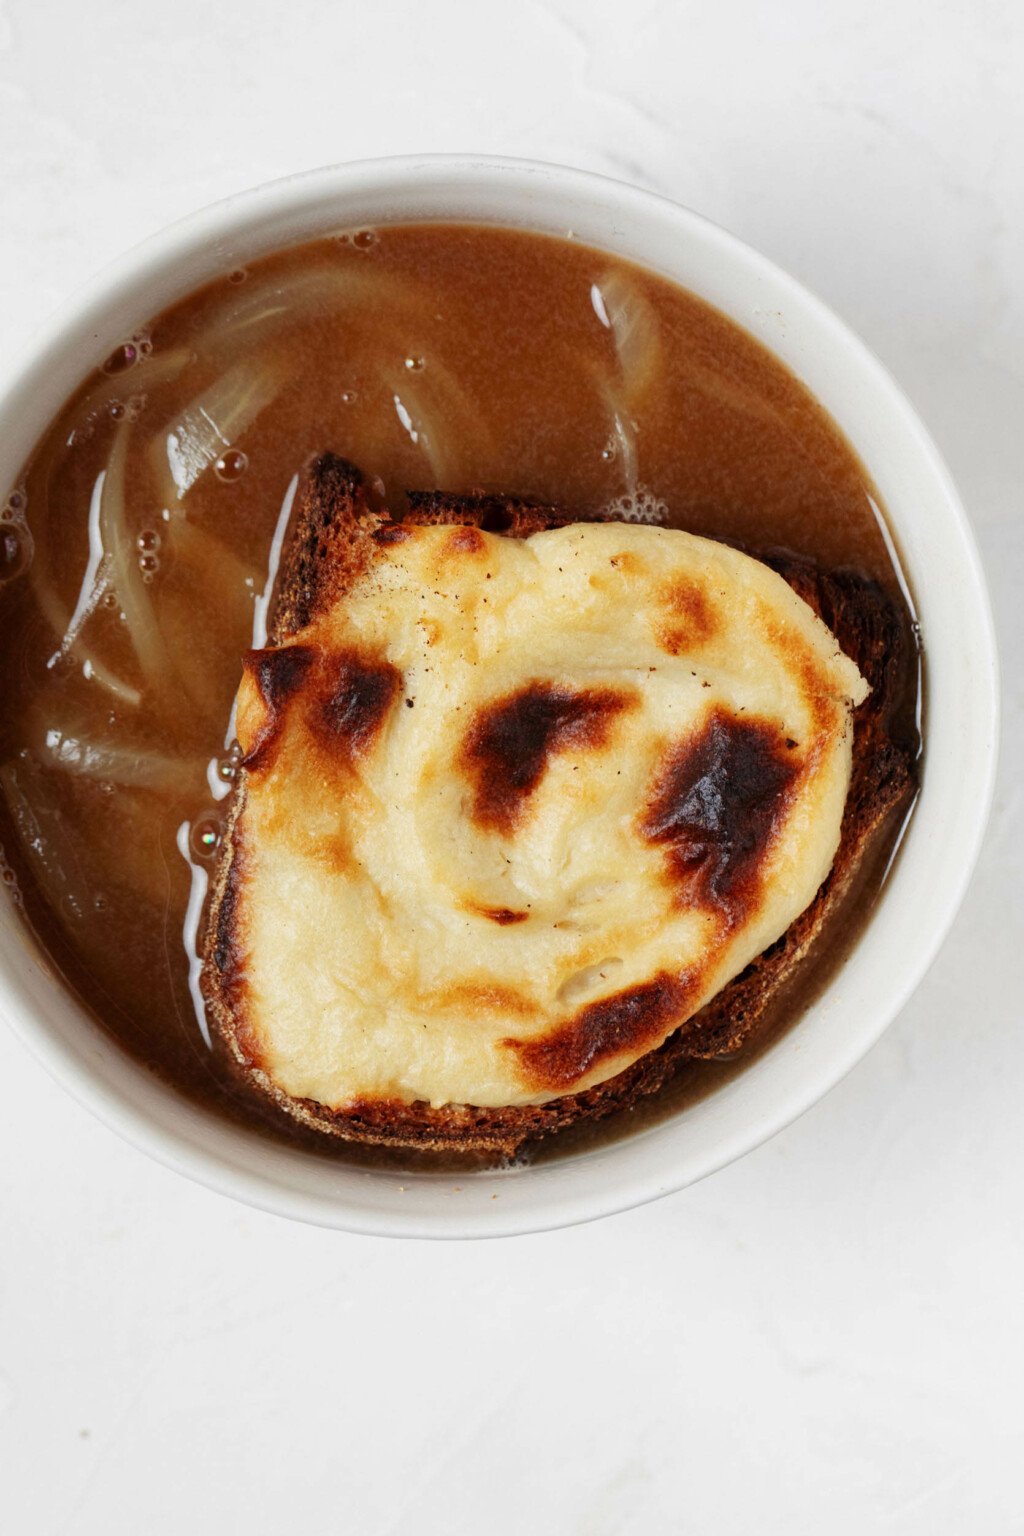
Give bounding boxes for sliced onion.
[2,752,192,914]
[595,270,662,400]
[385,356,489,487]
[209,264,425,345]
[31,468,143,708]
[0,755,95,923]
[100,424,182,699]
[24,708,202,794]
[681,359,788,430]
[389,384,457,485]
[598,380,640,497]
[26,349,201,711]
[151,358,286,503]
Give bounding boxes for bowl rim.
[0,153,1000,1238]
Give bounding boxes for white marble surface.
[0,0,1021,1530]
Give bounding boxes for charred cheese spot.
[656,576,719,656]
[314,650,402,761]
[469,904,530,925]
[372,522,414,545]
[640,708,800,924]
[506,971,695,1090]
[239,645,319,772]
[446,525,486,556]
[461,682,638,835]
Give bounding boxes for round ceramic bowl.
[0,156,998,1238]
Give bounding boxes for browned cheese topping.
[218,521,867,1108]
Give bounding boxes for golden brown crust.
[201,453,917,1157]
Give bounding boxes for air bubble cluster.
[2,487,26,522]
[0,848,22,906]
[102,342,138,375]
[603,488,668,525]
[101,332,153,375]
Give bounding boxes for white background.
[1,1,1022,1531]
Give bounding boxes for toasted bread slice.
[202,455,915,1156]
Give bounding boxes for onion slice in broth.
[31,471,142,709]
[0,754,97,924]
[98,424,183,700]
[595,271,662,399]
[151,358,287,503]
[24,707,204,795]
[206,264,428,347]
[591,271,664,501]
[384,354,491,488]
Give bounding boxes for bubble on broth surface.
[216,743,242,785]
[0,851,22,906]
[404,356,425,372]
[352,229,378,250]
[228,268,248,285]
[189,814,223,863]
[102,342,138,375]
[137,530,161,556]
[214,449,248,482]
[340,389,357,405]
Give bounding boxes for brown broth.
[0,224,920,1164]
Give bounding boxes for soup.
[0,224,920,1160]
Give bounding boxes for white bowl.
[0,156,998,1238]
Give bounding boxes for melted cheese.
[224,522,867,1109]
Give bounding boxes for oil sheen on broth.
[0,224,920,1161]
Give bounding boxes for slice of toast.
[202,454,916,1156]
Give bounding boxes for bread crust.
[201,454,917,1156]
